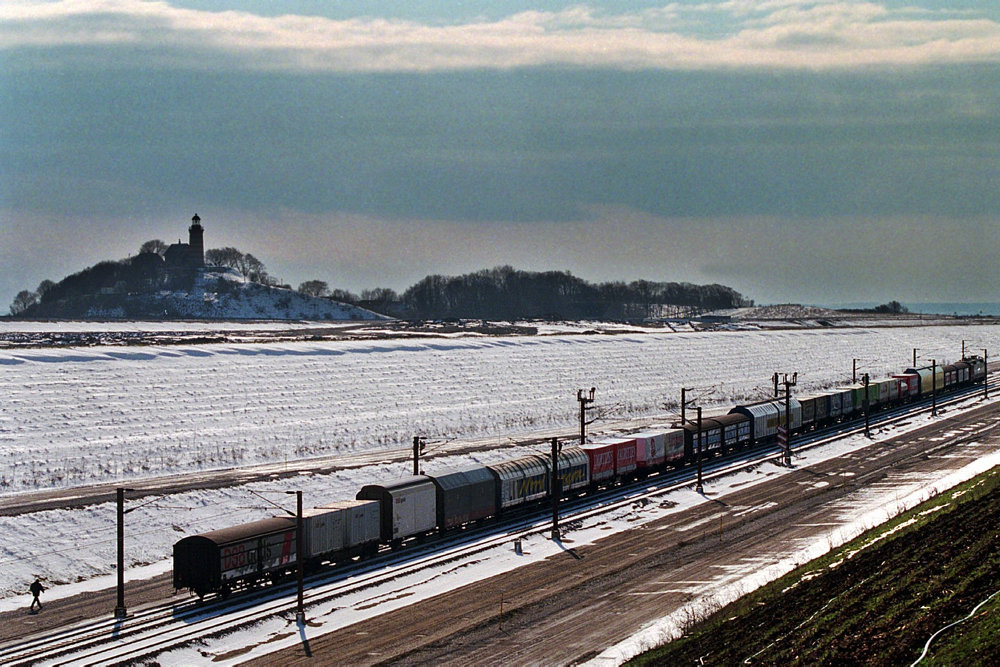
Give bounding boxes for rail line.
[1,376,996,665]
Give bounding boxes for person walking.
[29,578,45,612]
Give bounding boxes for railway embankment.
[630,465,1000,665]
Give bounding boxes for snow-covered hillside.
[29,267,388,321]
[153,268,387,320]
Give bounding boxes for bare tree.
[360,287,399,303]
[205,247,244,270]
[139,239,168,256]
[298,280,330,298]
[10,290,38,316]
[36,279,56,300]
[330,288,359,304]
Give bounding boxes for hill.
[23,267,386,321]
[630,466,1000,665]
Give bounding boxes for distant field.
[629,465,1000,665]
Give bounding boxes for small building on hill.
[164,214,205,269]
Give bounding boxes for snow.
[3,325,998,495]
[1,322,999,663]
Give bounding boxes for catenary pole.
[578,388,595,445]
[285,490,305,624]
[696,407,704,494]
[985,350,989,400]
[932,359,937,417]
[551,438,560,541]
[114,487,127,619]
[863,373,871,438]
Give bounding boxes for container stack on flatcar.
[173,353,988,598]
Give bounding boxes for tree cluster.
[873,300,909,314]
[204,247,276,285]
[8,241,282,316]
[395,266,751,320]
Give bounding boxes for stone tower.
[188,214,204,267]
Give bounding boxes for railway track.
[2,376,996,665]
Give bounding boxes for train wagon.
[611,437,638,479]
[356,476,437,546]
[581,440,617,483]
[796,394,820,429]
[892,373,921,400]
[632,430,666,470]
[953,361,971,385]
[309,500,382,563]
[174,517,296,598]
[904,366,941,397]
[428,464,498,530]
[487,454,549,509]
[681,418,723,455]
[729,398,802,444]
[552,446,590,493]
[837,383,874,413]
[714,413,752,450]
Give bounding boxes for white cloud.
[1,1,999,71]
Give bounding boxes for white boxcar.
[308,499,381,559]
[356,476,437,545]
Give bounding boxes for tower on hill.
[189,214,204,266]
[164,214,206,269]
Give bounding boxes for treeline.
[10,246,752,321]
[314,266,752,320]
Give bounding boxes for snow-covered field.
[2,324,998,493]
[1,322,999,661]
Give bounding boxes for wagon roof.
[181,517,296,547]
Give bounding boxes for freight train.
[173,357,986,598]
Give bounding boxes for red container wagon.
[581,441,617,484]
[428,464,498,531]
[173,516,296,598]
[612,437,638,479]
[662,428,686,465]
[892,373,920,401]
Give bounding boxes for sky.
[2,1,999,311]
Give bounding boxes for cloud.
[2,1,999,71]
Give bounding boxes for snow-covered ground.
[9,393,998,665]
[2,325,998,493]
[1,323,999,662]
